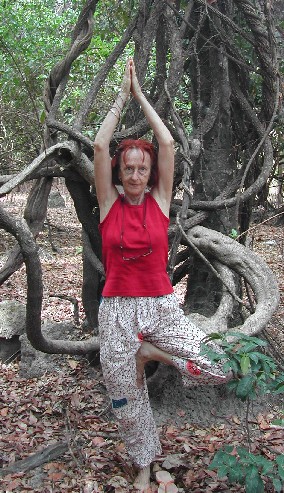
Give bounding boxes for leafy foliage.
[202,332,284,492]
[0,1,80,170]
[0,0,135,171]
[210,445,284,493]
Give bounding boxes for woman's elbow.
[161,136,175,152]
[94,138,103,151]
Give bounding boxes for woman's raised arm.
[130,60,175,215]
[94,60,131,220]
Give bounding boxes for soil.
[0,186,283,492]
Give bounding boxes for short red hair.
[111,139,158,187]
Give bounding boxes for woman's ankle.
[138,341,172,365]
[133,464,151,491]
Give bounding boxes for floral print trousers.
[98,293,231,468]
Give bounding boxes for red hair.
[111,139,158,187]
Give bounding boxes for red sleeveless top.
[99,193,173,297]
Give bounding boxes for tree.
[0,0,283,355]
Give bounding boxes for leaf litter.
[0,190,283,492]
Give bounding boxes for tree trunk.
[184,11,237,316]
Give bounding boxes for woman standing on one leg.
[94,58,231,492]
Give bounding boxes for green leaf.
[272,478,283,492]
[271,376,284,394]
[272,418,284,426]
[217,464,229,478]
[235,374,255,400]
[39,109,46,124]
[255,456,274,474]
[240,354,251,374]
[276,455,284,468]
[236,446,250,459]
[276,464,284,481]
[226,380,239,392]
[245,465,264,493]
[240,341,259,352]
[224,445,234,453]
[202,332,224,343]
[228,465,245,484]
[229,228,238,239]
[209,450,228,469]
[225,359,240,374]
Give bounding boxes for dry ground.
[0,190,283,492]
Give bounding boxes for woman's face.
[118,148,151,200]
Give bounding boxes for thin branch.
[73,14,138,130]
[46,119,93,151]
[0,442,68,477]
[49,294,80,326]
[164,0,254,71]
[236,210,284,241]
[235,77,281,223]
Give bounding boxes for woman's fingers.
[130,61,142,96]
[120,59,131,95]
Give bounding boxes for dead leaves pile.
[1,360,283,492]
[1,193,283,492]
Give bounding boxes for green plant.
[209,445,284,493]
[75,245,83,255]
[229,228,239,239]
[201,332,284,492]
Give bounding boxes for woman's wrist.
[117,91,128,105]
[109,92,128,121]
[133,89,145,103]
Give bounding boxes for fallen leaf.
[68,359,79,370]
[48,471,65,481]
[92,436,106,447]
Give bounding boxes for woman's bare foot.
[135,341,173,388]
[133,465,151,491]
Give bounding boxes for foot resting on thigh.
[133,465,151,491]
[135,342,173,388]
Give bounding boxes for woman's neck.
[123,192,146,205]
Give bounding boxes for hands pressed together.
[120,57,143,102]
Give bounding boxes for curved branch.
[235,0,278,120]
[177,215,246,307]
[0,204,99,355]
[0,142,79,196]
[187,226,280,337]
[46,120,93,151]
[44,1,98,117]
[186,134,274,211]
[188,261,238,333]
[209,261,238,329]
[183,74,279,213]
[82,227,105,277]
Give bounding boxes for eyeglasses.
[120,197,153,261]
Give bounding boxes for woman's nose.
[131,169,140,179]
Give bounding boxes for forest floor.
[0,190,283,493]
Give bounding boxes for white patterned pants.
[98,293,230,468]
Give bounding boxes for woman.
[94,58,230,492]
